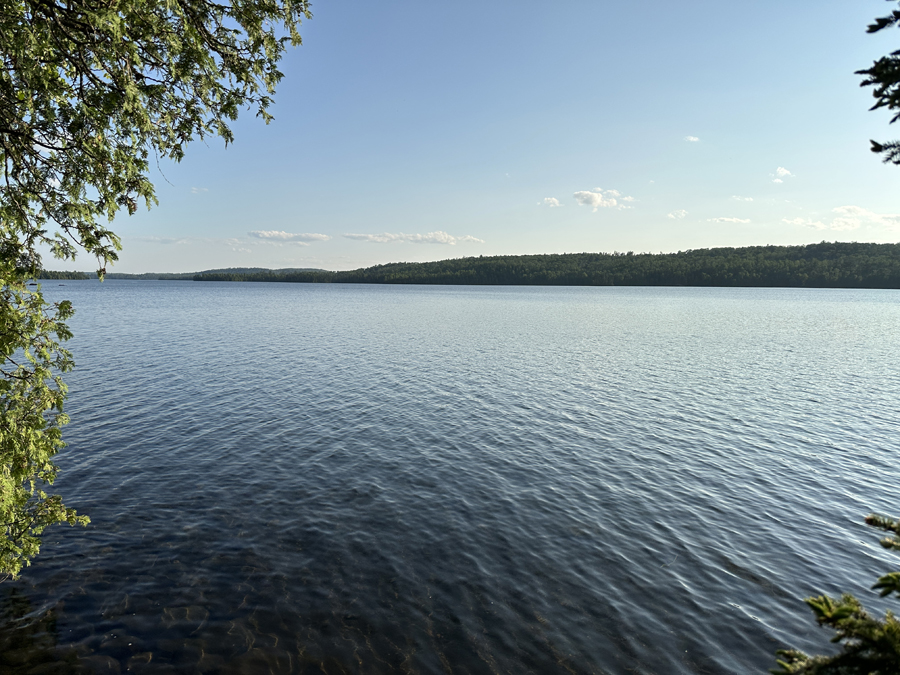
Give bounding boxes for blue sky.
[56,0,900,272]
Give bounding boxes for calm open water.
[1,282,899,674]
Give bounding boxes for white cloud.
[781,205,900,232]
[191,187,208,194]
[782,217,826,230]
[731,195,753,202]
[248,231,331,244]
[829,208,865,231]
[830,206,868,231]
[770,167,793,184]
[783,207,900,232]
[830,205,900,231]
[573,187,634,212]
[543,197,561,207]
[707,217,751,224]
[667,209,688,220]
[134,236,191,245]
[343,231,484,245]
[219,238,251,253]
[344,233,396,243]
[684,136,700,142]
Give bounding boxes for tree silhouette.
[858,1,900,164]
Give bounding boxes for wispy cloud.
[667,209,688,220]
[343,231,484,245]
[248,231,331,244]
[684,136,700,142]
[221,238,249,251]
[731,195,753,202]
[782,217,826,230]
[786,205,900,232]
[573,188,634,211]
[191,187,208,194]
[542,197,561,207]
[707,217,751,224]
[134,236,192,245]
[830,205,900,231]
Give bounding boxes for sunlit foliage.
[0,261,81,581]
[0,0,310,578]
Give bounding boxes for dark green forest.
[193,242,900,288]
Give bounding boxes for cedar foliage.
[770,4,900,668]
[859,1,900,164]
[772,515,900,674]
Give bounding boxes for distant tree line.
[32,267,325,281]
[194,242,900,288]
[35,271,90,280]
[103,267,320,280]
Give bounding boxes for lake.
[2,282,899,674]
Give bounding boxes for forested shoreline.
[34,267,320,281]
[33,270,91,279]
[193,242,900,288]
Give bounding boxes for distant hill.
[36,267,324,280]
[104,267,325,279]
[193,242,900,289]
[38,243,900,289]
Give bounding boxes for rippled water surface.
[2,282,899,674]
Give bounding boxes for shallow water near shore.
[2,281,899,674]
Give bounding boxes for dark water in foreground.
[2,282,899,674]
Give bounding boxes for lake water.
[2,282,899,674]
